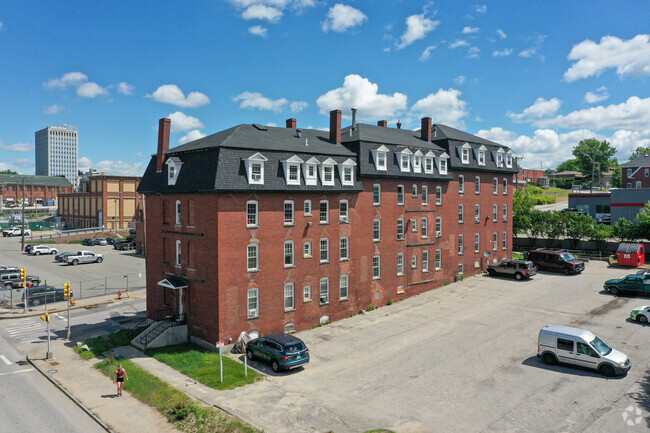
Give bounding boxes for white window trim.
[475,204,481,224]
[244,153,268,185]
[435,249,442,271]
[503,178,508,195]
[458,175,465,194]
[475,176,481,194]
[284,283,295,312]
[459,204,464,224]
[493,204,498,222]
[397,253,404,276]
[373,219,381,242]
[422,251,429,273]
[372,255,381,279]
[303,242,312,258]
[283,156,304,186]
[422,185,429,205]
[247,244,259,272]
[304,200,312,216]
[175,240,182,267]
[320,238,330,263]
[458,234,464,255]
[373,184,381,206]
[399,149,412,172]
[166,157,183,186]
[397,185,405,205]
[493,177,499,195]
[175,200,181,226]
[424,151,435,174]
[460,143,471,164]
[246,200,258,228]
[320,200,330,224]
[372,145,389,171]
[340,237,349,261]
[339,200,349,223]
[320,278,330,305]
[339,274,349,300]
[435,186,442,206]
[339,158,357,186]
[247,288,259,319]
[303,157,320,186]
[284,241,295,268]
[320,158,336,186]
[436,216,442,238]
[284,200,295,226]
[397,218,405,240]
[422,217,428,238]
[304,285,312,302]
[438,153,449,175]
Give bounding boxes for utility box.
[616,243,645,267]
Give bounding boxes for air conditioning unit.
[320,297,328,304]
[436,231,442,237]
[248,309,257,318]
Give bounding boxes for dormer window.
[339,158,357,186]
[493,148,505,168]
[243,152,268,185]
[506,150,514,168]
[437,152,449,175]
[424,151,435,174]
[477,145,487,166]
[166,157,183,186]
[460,143,471,164]
[413,150,423,173]
[371,145,389,171]
[321,158,336,186]
[303,157,320,186]
[282,155,304,186]
[398,149,412,173]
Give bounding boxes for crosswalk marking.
[0,355,11,365]
[0,369,33,377]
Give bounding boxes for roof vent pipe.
[297,129,302,138]
[397,120,402,129]
[351,108,357,128]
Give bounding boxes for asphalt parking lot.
[0,236,145,305]
[215,260,650,433]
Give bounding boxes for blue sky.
[1,1,649,176]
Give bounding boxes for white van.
[537,324,630,376]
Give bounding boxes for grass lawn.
[74,328,144,359]
[95,357,259,433]
[145,343,263,390]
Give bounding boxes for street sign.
[216,340,225,348]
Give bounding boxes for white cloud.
[14,158,31,169]
[473,5,487,14]
[462,26,479,34]
[519,34,547,60]
[467,46,480,59]
[168,112,205,132]
[0,140,34,152]
[43,104,65,115]
[248,25,268,37]
[77,82,108,98]
[564,34,650,82]
[234,91,288,112]
[533,96,650,131]
[449,39,469,49]
[418,45,437,61]
[396,13,439,50]
[132,152,149,159]
[454,75,466,85]
[507,97,562,122]
[492,48,512,57]
[322,4,367,33]
[290,101,308,112]
[79,156,146,176]
[43,72,88,89]
[150,84,210,108]
[78,156,93,168]
[317,74,407,119]
[411,88,468,128]
[496,29,507,39]
[584,86,610,104]
[179,130,207,144]
[116,82,134,95]
[242,4,282,22]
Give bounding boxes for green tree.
[612,218,637,242]
[572,138,617,188]
[554,159,580,173]
[611,166,622,188]
[630,146,650,160]
[0,169,18,174]
[634,202,650,240]
[564,213,597,248]
[541,211,565,247]
[513,189,536,235]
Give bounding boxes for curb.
[26,354,115,433]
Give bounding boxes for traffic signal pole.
[21,268,27,314]
[64,283,72,340]
[41,313,52,359]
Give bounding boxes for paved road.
[212,261,650,433]
[0,333,105,433]
[0,236,145,305]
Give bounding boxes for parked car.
[29,245,58,255]
[2,227,31,237]
[537,324,630,376]
[126,235,136,243]
[1,271,40,289]
[604,274,650,296]
[105,237,118,245]
[526,249,585,275]
[81,238,94,246]
[21,285,71,307]
[113,240,135,250]
[24,244,37,253]
[487,259,537,280]
[630,306,650,323]
[55,251,75,262]
[92,238,108,246]
[246,333,310,373]
[64,251,103,265]
[0,265,20,272]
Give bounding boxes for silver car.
[486,259,537,280]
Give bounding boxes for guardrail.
[27,227,110,241]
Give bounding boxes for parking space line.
[0,355,11,365]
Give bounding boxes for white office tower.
[35,126,79,189]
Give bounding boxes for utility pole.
[580,152,597,194]
[21,177,26,251]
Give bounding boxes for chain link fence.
[0,272,146,308]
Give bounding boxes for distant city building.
[58,175,142,230]
[0,174,73,207]
[35,125,79,189]
[519,168,545,184]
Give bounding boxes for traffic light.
[63,283,71,297]
[69,299,77,306]
[20,268,26,281]
[40,313,50,323]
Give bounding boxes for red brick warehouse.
[138,111,516,347]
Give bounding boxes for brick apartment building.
[58,175,142,229]
[622,155,650,188]
[0,174,73,206]
[138,112,517,347]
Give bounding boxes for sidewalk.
[29,337,180,433]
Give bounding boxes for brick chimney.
[156,118,171,173]
[329,109,341,144]
[421,117,432,141]
[377,120,388,127]
[286,118,297,129]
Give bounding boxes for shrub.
[366,305,376,311]
[387,298,393,306]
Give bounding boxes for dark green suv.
[21,285,70,306]
[246,333,310,373]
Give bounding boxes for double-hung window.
[247,244,259,271]
[339,200,349,223]
[284,283,295,311]
[459,204,464,223]
[373,184,381,206]
[320,200,329,224]
[493,232,498,251]
[475,204,481,223]
[493,177,499,195]
[411,255,418,269]
[411,218,418,233]
[284,201,294,225]
[435,186,442,205]
[422,251,429,272]
[304,200,312,216]
[373,219,381,242]
[303,242,312,258]
[397,253,404,275]
[284,241,294,267]
[458,234,464,255]
[474,233,480,253]
[493,204,498,222]
[503,178,508,195]
[340,275,349,300]
[436,216,442,237]
[397,185,405,205]
[412,184,418,197]
[435,249,442,270]
[320,238,329,263]
[246,201,258,227]
[503,204,508,222]
[175,240,182,266]
[422,186,428,205]
[175,200,181,225]
[247,288,259,318]
[340,237,349,261]
[421,217,428,238]
[372,256,381,279]
[503,232,508,250]
[320,278,329,304]
[397,218,405,240]
[458,175,465,194]
[475,176,481,194]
